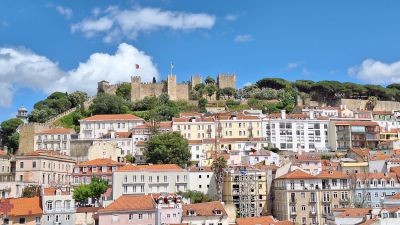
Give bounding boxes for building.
[263,110,330,153]
[75,207,101,225]
[15,151,75,188]
[236,216,292,225]
[16,106,28,124]
[41,187,75,225]
[99,74,236,101]
[372,111,399,132]
[79,114,144,139]
[181,201,229,225]
[0,197,42,225]
[34,128,76,156]
[223,166,269,217]
[188,166,217,198]
[98,195,157,225]
[72,158,124,204]
[153,193,183,224]
[0,149,16,198]
[328,121,380,151]
[293,154,322,175]
[243,149,280,166]
[273,169,351,225]
[112,164,188,200]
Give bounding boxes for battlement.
[217,73,236,89]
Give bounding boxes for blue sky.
[1,0,400,122]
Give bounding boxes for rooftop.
[0,197,42,216]
[80,114,144,121]
[117,164,183,172]
[78,158,124,166]
[182,201,227,217]
[99,195,155,212]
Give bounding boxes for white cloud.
[225,14,238,21]
[349,59,400,84]
[234,34,253,43]
[287,62,301,70]
[0,43,158,107]
[302,68,311,75]
[242,82,253,87]
[71,6,216,42]
[47,4,73,19]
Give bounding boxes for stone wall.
[217,74,236,89]
[18,123,55,155]
[69,139,93,161]
[167,75,177,100]
[335,99,400,111]
[176,84,190,100]
[191,75,202,89]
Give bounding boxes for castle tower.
[167,75,177,100]
[217,74,236,89]
[191,75,202,90]
[131,76,141,101]
[97,80,110,93]
[16,105,28,123]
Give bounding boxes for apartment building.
[0,149,15,198]
[223,166,269,217]
[0,197,42,225]
[112,164,188,200]
[273,169,351,225]
[263,110,330,153]
[15,151,75,188]
[153,193,183,225]
[182,201,229,225]
[372,111,399,132]
[329,121,380,151]
[42,187,75,225]
[34,128,75,155]
[293,154,322,175]
[188,166,217,198]
[72,158,124,203]
[79,114,145,139]
[172,116,216,140]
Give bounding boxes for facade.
[223,166,269,217]
[79,114,144,139]
[263,111,330,153]
[273,169,351,225]
[42,187,75,225]
[372,111,399,132]
[15,151,75,188]
[112,164,188,200]
[34,128,75,156]
[293,154,322,175]
[188,166,217,198]
[98,195,157,225]
[72,158,124,203]
[182,201,229,225]
[0,197,42,225]
[0,149,16,198]
[243,149,280,166]
[153,193,183,224]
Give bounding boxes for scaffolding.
[233,169,262,217]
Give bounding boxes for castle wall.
[167,75,177,100]
[131,76,141,101]
[191,75,202,90]
[336,99,400,111]
[140,83,164,99]
[176,84,190,100]
[18,123,55,155]
[217,74,236,89]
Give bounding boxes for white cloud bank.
[71,6,216,42]
[234,34,253,43]
[0,43,158,107]
[349,59,400,84]
[47,4,73,19]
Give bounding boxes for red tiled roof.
[115,132,132,138]
[372,111,393,115]
[0,197,42,216]
[36,128,74,134]
[316,170,349,179]
[296,154,321,161]
[189,166,212,172]
[117,164,183,172]
[99,195,155,212]
[335,121,378,126]
[76,207,103,213]
[81,114,144,121]
[354,172,397,181]
[182,201,227,217]
[335,208,372,218]
[78,158,124,166]
[134,121,172,129]
[236,216,292,225]
[43,188,70,196]
[275,169,316,180]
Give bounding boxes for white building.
[34,128,76,156]
[188,166,217,198]
[263,110,330,153]
[79,114,144,139]
[182,201,229,225]
[243,149,280,166]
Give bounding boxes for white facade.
[34,129,75,156]
[188,167,217,198]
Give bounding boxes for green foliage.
[29,108,58,123]
[387,83,400,91]
[73,184,91,203]
[89,177,108,203]
[0,118,23,150]
[294,80,314,93]
[225,99,240,106]
[205,76,215,84]
[90,93,128,115]
[219,87,236,99]
[366,96,378,110]
[125,154,136,163]
[204,84,217,100]
[22,185,40,198]
[54,110,85,132]
[115,83,131,101]
[145,132,191,168]
[68,91,89,109]
[198,98,208,113]
[310,80,344,102]
[178,190,214,203]
[256,78,291,90]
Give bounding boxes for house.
[34,128,76,156]
[98,195,157,225]
[188,166,217,198]
[182,201,229,225]
[41,187,75,225]
[0,197,42,225]
[75,207,102,225]
[236,216,292,225]
[153,193,183,225]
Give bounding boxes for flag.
[135,64,139,69]
[170,62,174,69]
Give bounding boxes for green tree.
[22,185,40,198]
[310,81,344,102]
[177,190,214,203]
[115,83,131,101]
[256,78,291,90]
[0,118,23,150]
[205,76,215,85]
[90,93,128,114]
[220,87,236,99]
[145,132,191,168]
[125,154,136,163]
[387,83,400,91]
[204,84,217,100]
[29,108,58,123]
[293,80,314,93]
[73,184,91,204]
[68,91,89,112]
[212,156,227,202]
[198,98,208,113]
[366,96,378,110]
[89,177,108,205]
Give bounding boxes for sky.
[1,0,400,122]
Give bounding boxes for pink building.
[98,195,157,225]
[153,193,183,224]
[72,158,124,203]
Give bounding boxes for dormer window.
[82,167,88,173]
[92,166,97,173]
[188,209,196,216]
[214,209,222,215]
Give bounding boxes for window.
[32,161,36,168]
[92,166,97,173]
[65,201,71,209]
[35,217,40,224]
[19,218,26,224]
[112,215,119,222]
[65,215,70,221]
[47,201,53,211]
[129,214,133,220]
[20,162,24,169]
[138,213,143,219]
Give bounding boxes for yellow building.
[273,169,351,225]
[223,166,270,217]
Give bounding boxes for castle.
[98,74,236,101]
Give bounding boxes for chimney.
[281,110,286,120]
[310,110,314,120]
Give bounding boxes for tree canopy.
[90,93,128,115]
[115,83,131,101]
[73,177,108,205]
[0,118,23,150]
[145,131,191,168]
[177,190,214,203]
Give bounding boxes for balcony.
[289,199,296,205]
[290,211,297,216]
[339,198,349,204]
[309,198,317,204]
[309,211,317,217]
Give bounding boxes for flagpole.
[170,62,173,75]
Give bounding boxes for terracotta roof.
[236,216,292,225]
[354,172,397,181]
[76,207,103,213]
[275,169,316,180]
[182,201,227,217]
[335,208,372,218]
[99,195,155,212]
[0,197,42,216]
[81,114,144,121]
[351,148,370,158]
[36,128,74,134]
[21,150,73,160]
[78,158,124,166]
[268,113,307,119]
[335,121,378,126]
[189,166,213,172]
[370,152,391,161]
[372,111,393,115]
[316,170,349,179]
[134,121,172,129]
[172,117,214,123]
[188,140,203,144]
[43,188,69,196]
[115,132,132,138]
[117,164,183,172]
[296,154,321,161]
